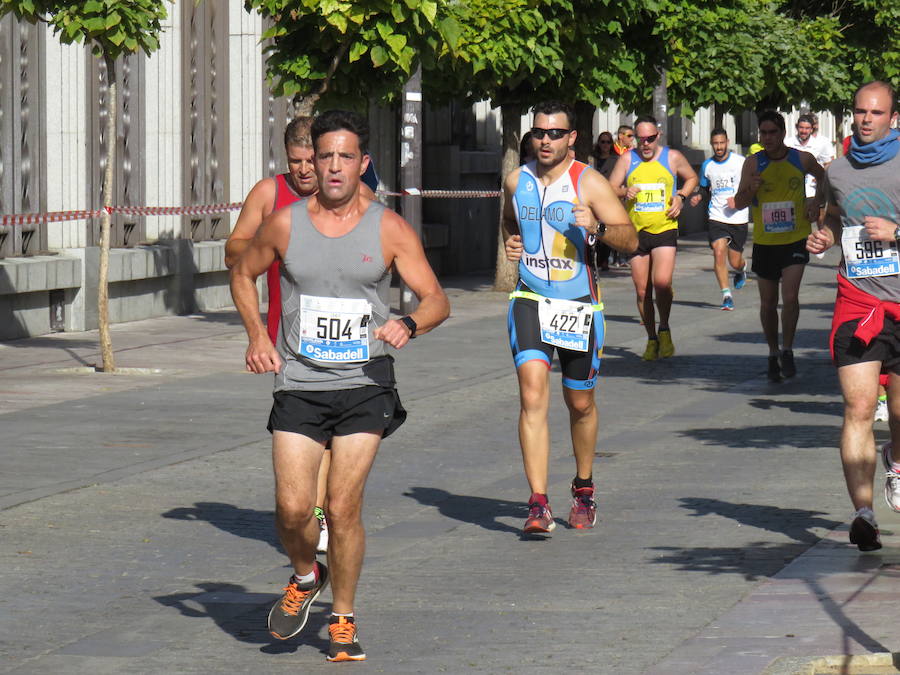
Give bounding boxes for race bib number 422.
[537,297,594,352]
[841,225,900,279]
[299,295,372,363]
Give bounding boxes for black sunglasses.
[637,133,659,144]
[531,127,570,141]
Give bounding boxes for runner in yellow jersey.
[609,116,698,360]
[735,110,825,381]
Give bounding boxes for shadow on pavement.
[648,498,890,656]
[749,397,844,417]
[678,422,838,449]
[153,581,330,655]
[403,486,525,535]
[678,497,842,544]
[162,502,281,551]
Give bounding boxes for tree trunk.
[493,102,522,292]
[574,101,595,163]
[652,67,668,139]
[713,102,724,130]
[98,52,116,372]
[832,107,845,157]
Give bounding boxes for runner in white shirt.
[785,113,835,198]
[691,128,750,310]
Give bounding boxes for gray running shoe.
[327,615,366,662]
[268,562,328,640]
[780,349,796,378]
[849,509,882,552]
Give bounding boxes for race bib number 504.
[299,295,372,363]
[538,297,594,352]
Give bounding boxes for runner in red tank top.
[227,117,318,342]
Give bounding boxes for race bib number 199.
[299,295,372,363]
[762,201,795,233]
[537,298,594,352]
[841,225,900,279]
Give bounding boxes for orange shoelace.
[330,618,356,643]
[279,584,310,616]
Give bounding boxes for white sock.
[721,288,732,297]
[292,567,317,587]
[855,506,876,523]
[332,612,354,618]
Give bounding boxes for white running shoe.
[314,507,329,553]
[875,398,889,422]
[882,443,900,513]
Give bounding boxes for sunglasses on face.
[599,140,612,144]
[531,127,570,141]
[621,133,634,138]
[637,134,659,144]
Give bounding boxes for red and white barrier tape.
[107,202,244,216]
[0,190,498,226]
[379,188,500,198]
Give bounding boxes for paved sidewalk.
[2,237,899,674]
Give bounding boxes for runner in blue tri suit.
[503,101,636,535]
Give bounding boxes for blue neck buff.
[849,128,900,166]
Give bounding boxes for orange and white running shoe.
[327,615,366,662]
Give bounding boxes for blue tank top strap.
[658,146,671,174]
[625,150,642,180]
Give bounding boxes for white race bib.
[841,225,900,279]
[299,295,372,363]
[762,201,795,233]
[537,297,594,352]
[633,183,666,213]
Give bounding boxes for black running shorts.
[708,220,748,252]
[832,316,900,373]
[267,386,407,443]
[635,229,678,256]
[751,240,809,281]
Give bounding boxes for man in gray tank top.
[807,80,900,552]
[231,110,450,662]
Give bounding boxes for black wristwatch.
[400,315,417,339]
[893,225,900,243]
[595,221,607,236]
[675,193,687,202]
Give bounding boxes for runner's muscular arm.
[502,169,524,262]
[378,210,451,349]
[581,170,637,254]
[607,151,635,199]
[225,177,277,269]
[666,150,699,218]
[734,155,761,210]
[230,208,290,373]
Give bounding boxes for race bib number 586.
[841,225,900,279]
[299,295,372,363]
